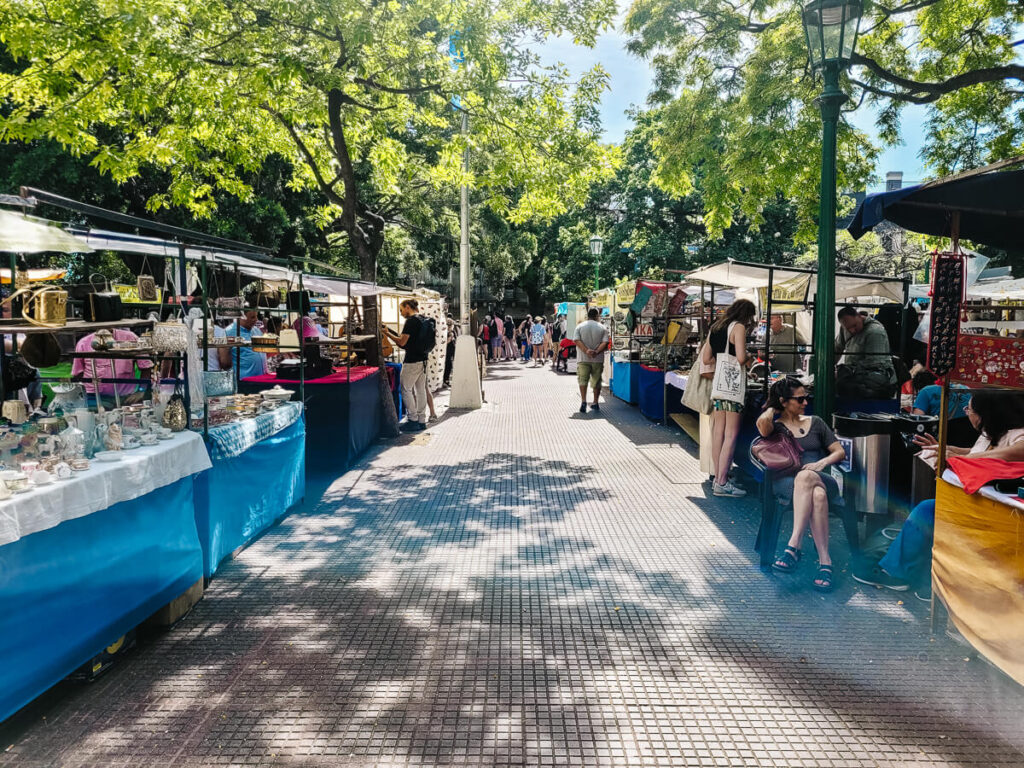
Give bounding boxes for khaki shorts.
[577,362,603,388]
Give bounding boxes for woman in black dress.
[756,377,847,592]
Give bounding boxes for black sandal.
[772,546,801,573]
[813,565,835,593]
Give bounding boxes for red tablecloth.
[242,366,378,385]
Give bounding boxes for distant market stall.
[848,156,1024,685]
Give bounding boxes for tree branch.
[353,77,443,97]
[262,105,345,207]
[852,53,1024,103]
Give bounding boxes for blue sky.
[537,26,930,190]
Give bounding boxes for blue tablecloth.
[611,359,640,404]
[239,370,381,475]
[638,365,665,421]
[204,401,304,461]
[0,475,202,722]
[194,416,306,579]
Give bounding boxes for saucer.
[95,451,122,462]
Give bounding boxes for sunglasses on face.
[787,396,809,404]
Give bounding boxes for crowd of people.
[474,310,570,367]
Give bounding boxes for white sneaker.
[725,480,747,497]
[713,482,745,498]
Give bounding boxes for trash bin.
[833,413,894,516]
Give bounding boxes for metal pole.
[812,61,847,426]
[765,266,774,399]
[459,110,471,336]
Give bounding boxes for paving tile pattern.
[3,361,1024,767]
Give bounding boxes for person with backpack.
[382,298,435,432]
[478,316,492,361]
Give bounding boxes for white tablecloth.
[0,431,212,547]
[941,468,1024,511]
[665,370,688,392]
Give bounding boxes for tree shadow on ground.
[4,447,1024,767]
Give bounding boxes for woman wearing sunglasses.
[756,377,847,592]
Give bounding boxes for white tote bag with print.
[710,322,746,404]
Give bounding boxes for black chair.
[749,437,862,571]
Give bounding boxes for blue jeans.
[879,499,935,584]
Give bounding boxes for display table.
[240,367,381,475]
[194,403,306,579]
[0,431,212,547]
[638,364,665,420]
[933,477,1024,686]
[665,370,688,392]
[0,433,210,722]
[611,359,640,404]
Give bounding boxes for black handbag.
[2,354,38,392]
[83,274,123,322]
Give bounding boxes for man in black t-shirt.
[382,299,429,431]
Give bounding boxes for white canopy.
[0,210,94,254]
[685,260,906,304]
[80,227,389,296]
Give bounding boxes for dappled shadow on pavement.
[4,364,1024,767]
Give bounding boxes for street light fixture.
[801,0,863,423]
[589,235,604,290]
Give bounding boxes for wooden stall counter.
[933,477,1024,685]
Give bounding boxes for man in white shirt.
[573,307,610,414]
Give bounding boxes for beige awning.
[685,260,906,303]
[0,210,94,254]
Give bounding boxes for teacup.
[140,434,158,446]
[5,472,30,492]
[31,469,54,486]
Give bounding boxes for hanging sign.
[756,274,811,311]
[113,283,163,304]
[926,252,965,377]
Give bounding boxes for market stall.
[849,157,1024,681]
[193,401,305,579]
[240,367,380,475]
[0,431,211,722]
[669,260,908,476]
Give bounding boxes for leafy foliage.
[1,0,618,279]
[624,0,1024,241]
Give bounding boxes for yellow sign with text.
[113,283,163,304]
[757,274,810,311]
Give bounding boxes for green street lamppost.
[801,0,863,423]
[590,235,604,290]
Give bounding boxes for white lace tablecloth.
[0,431,212,547]
[665,370,688,392]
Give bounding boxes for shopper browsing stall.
[382,298,431,432]
[701,299,756,498]
[226,308,268,379]
[72,329,154,408]
[573,307,610,414]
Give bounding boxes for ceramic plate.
[95,451,122,462]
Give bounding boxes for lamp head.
[802,0,863,69]
[589,235,604,257]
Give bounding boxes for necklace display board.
[926,252,965,377]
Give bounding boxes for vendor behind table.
[761,313,808,373]
[835,305,897,399]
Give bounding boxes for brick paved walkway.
[3,362,1024,767]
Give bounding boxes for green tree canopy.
[624,0,1024,242]
[1,0,618,280]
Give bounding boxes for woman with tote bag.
[700,299,757,498]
